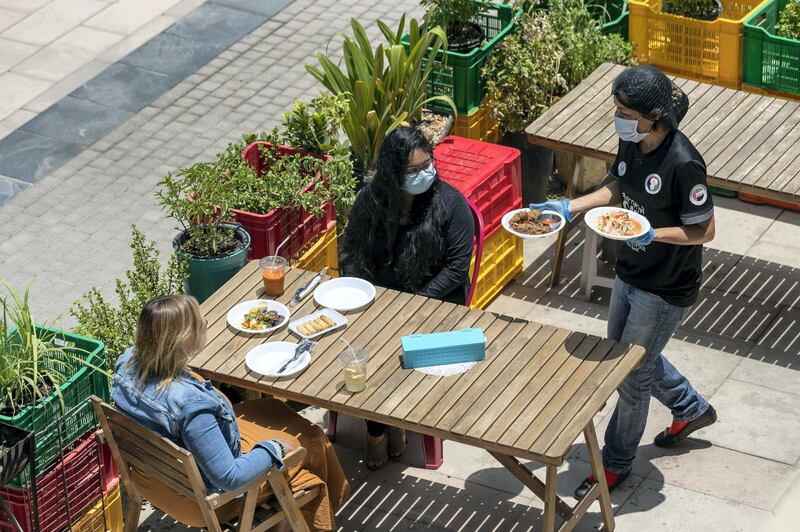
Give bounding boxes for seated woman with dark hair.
[340,125,475,469]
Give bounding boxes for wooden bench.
[191,266,646,531]
[526,63,800,294]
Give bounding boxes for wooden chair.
[90,396,319,532]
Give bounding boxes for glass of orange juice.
[260,256,288,297]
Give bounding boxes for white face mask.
[615,116,651,143]
[401,163,436,195]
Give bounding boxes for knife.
[289,267,327,307]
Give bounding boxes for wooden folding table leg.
[584,421,615,531]
[543,464,558,532]
[549,155,582,287]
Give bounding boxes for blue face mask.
[401,163,437,195]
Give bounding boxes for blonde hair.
[132,295,206,388]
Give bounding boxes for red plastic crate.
[235,142,336,261]
[434,136,522,235]
[0,431,118,532]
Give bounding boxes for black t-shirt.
[610,130,714,307]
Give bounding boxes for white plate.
[585,207,651,241]
[313,277,376,312]
[226,300,290,334]
[289,308,348,340]
[245,341,310,378]
[501,209,565,239]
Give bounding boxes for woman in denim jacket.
[112,295,350,530]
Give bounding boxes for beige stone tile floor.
[0,0,205,138]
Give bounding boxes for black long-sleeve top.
[340,180,474,305]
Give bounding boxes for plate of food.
[585,207,651,241]
[289,308,347,340]
[501,208,565,239]
[314,277,376,312]
[245,341,311,378]
[227,300,290,334]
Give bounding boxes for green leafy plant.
[0,283,106,416]
[663,0,720,19]
[156,161,242,258]
[777,0,800,39]
[482,0,634,133]
[306,16,455,171]
[420,0,492,47]
[70,226,188,366]
[482,12,566,133]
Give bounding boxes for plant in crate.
[70,226,188,367]
[420,0,493,52]
[306,16,455,179]
[776,0,800,39]
[156,161,251,303]
[662,0,723,20]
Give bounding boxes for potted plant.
[306,15,455,180]
[0,282,107,486]
[421,0,492,52]
[777,0,800,38]
[70,226,188,368]
[663,0,722,20]
[156,162,251,304]
[482,0,633,203]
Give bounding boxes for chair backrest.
[90,396,208,504]
[465,198,485,307]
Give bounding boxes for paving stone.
[0,0,49,12]
[71,62,176,113]
[0,108,35,141]
[19,95,132,147]
[51,25,123,53]
[0,71,51,121]
[614,478,770,532]
[22,59,111,114]
[97,14,177,64]
[730,356,800,396]
[11,42,96,82]
[210,0,294,17]
[0,130,83,183]
[84,0,182,35]
[0,37,38,73]
[0,174,30,206]
[2,0,106,46]
[167,2,266,44]
[120,32,226,81]
[697,379,800,464]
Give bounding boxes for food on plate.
[594,210,643,237]
[298,315,337,336]
[242,305,282,330]
[509,209,555,235]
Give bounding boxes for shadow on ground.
[505,221,800,369]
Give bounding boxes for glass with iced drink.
[260,256,288,297]
[339,344,368,393]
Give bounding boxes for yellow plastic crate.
[294,223,340,277]
[453,103,500,143]
[469,226,523,309]
[72,480,122,532]
[629,0,769,86]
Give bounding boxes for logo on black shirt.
[689,184,708,206]
[618,161,627,176]
[645,174,662,194]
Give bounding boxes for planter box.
[294,221,340,277]
[434,136,522,236]
[404,1,520,115]
[237,142,335,261]
[0,422,34,487]
[629,0,769,86]
[72,478,122,532]
[744,0,800,96]
[0,326,107,486]
[469,225,524,310]
[0,430,117,532]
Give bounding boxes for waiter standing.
[531,65,718,498]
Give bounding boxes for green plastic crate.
[744,0,800,96]
[709,185,739,198]
[404,1,520,114]
[0,326,108,487]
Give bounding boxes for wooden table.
[191,264,646,532]
[526,62,800,290]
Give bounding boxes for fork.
[276,339,313,374]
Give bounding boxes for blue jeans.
[602,277,709,474]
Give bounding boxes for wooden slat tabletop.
[526,62,800,204]
[191,267,645,465]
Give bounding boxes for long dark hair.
[340,126,448,291]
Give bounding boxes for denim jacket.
[111,347,283,492]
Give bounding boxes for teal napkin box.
[401,328,486,369]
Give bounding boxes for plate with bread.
[288,308,347,340]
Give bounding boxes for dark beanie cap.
[612,65,689,129]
